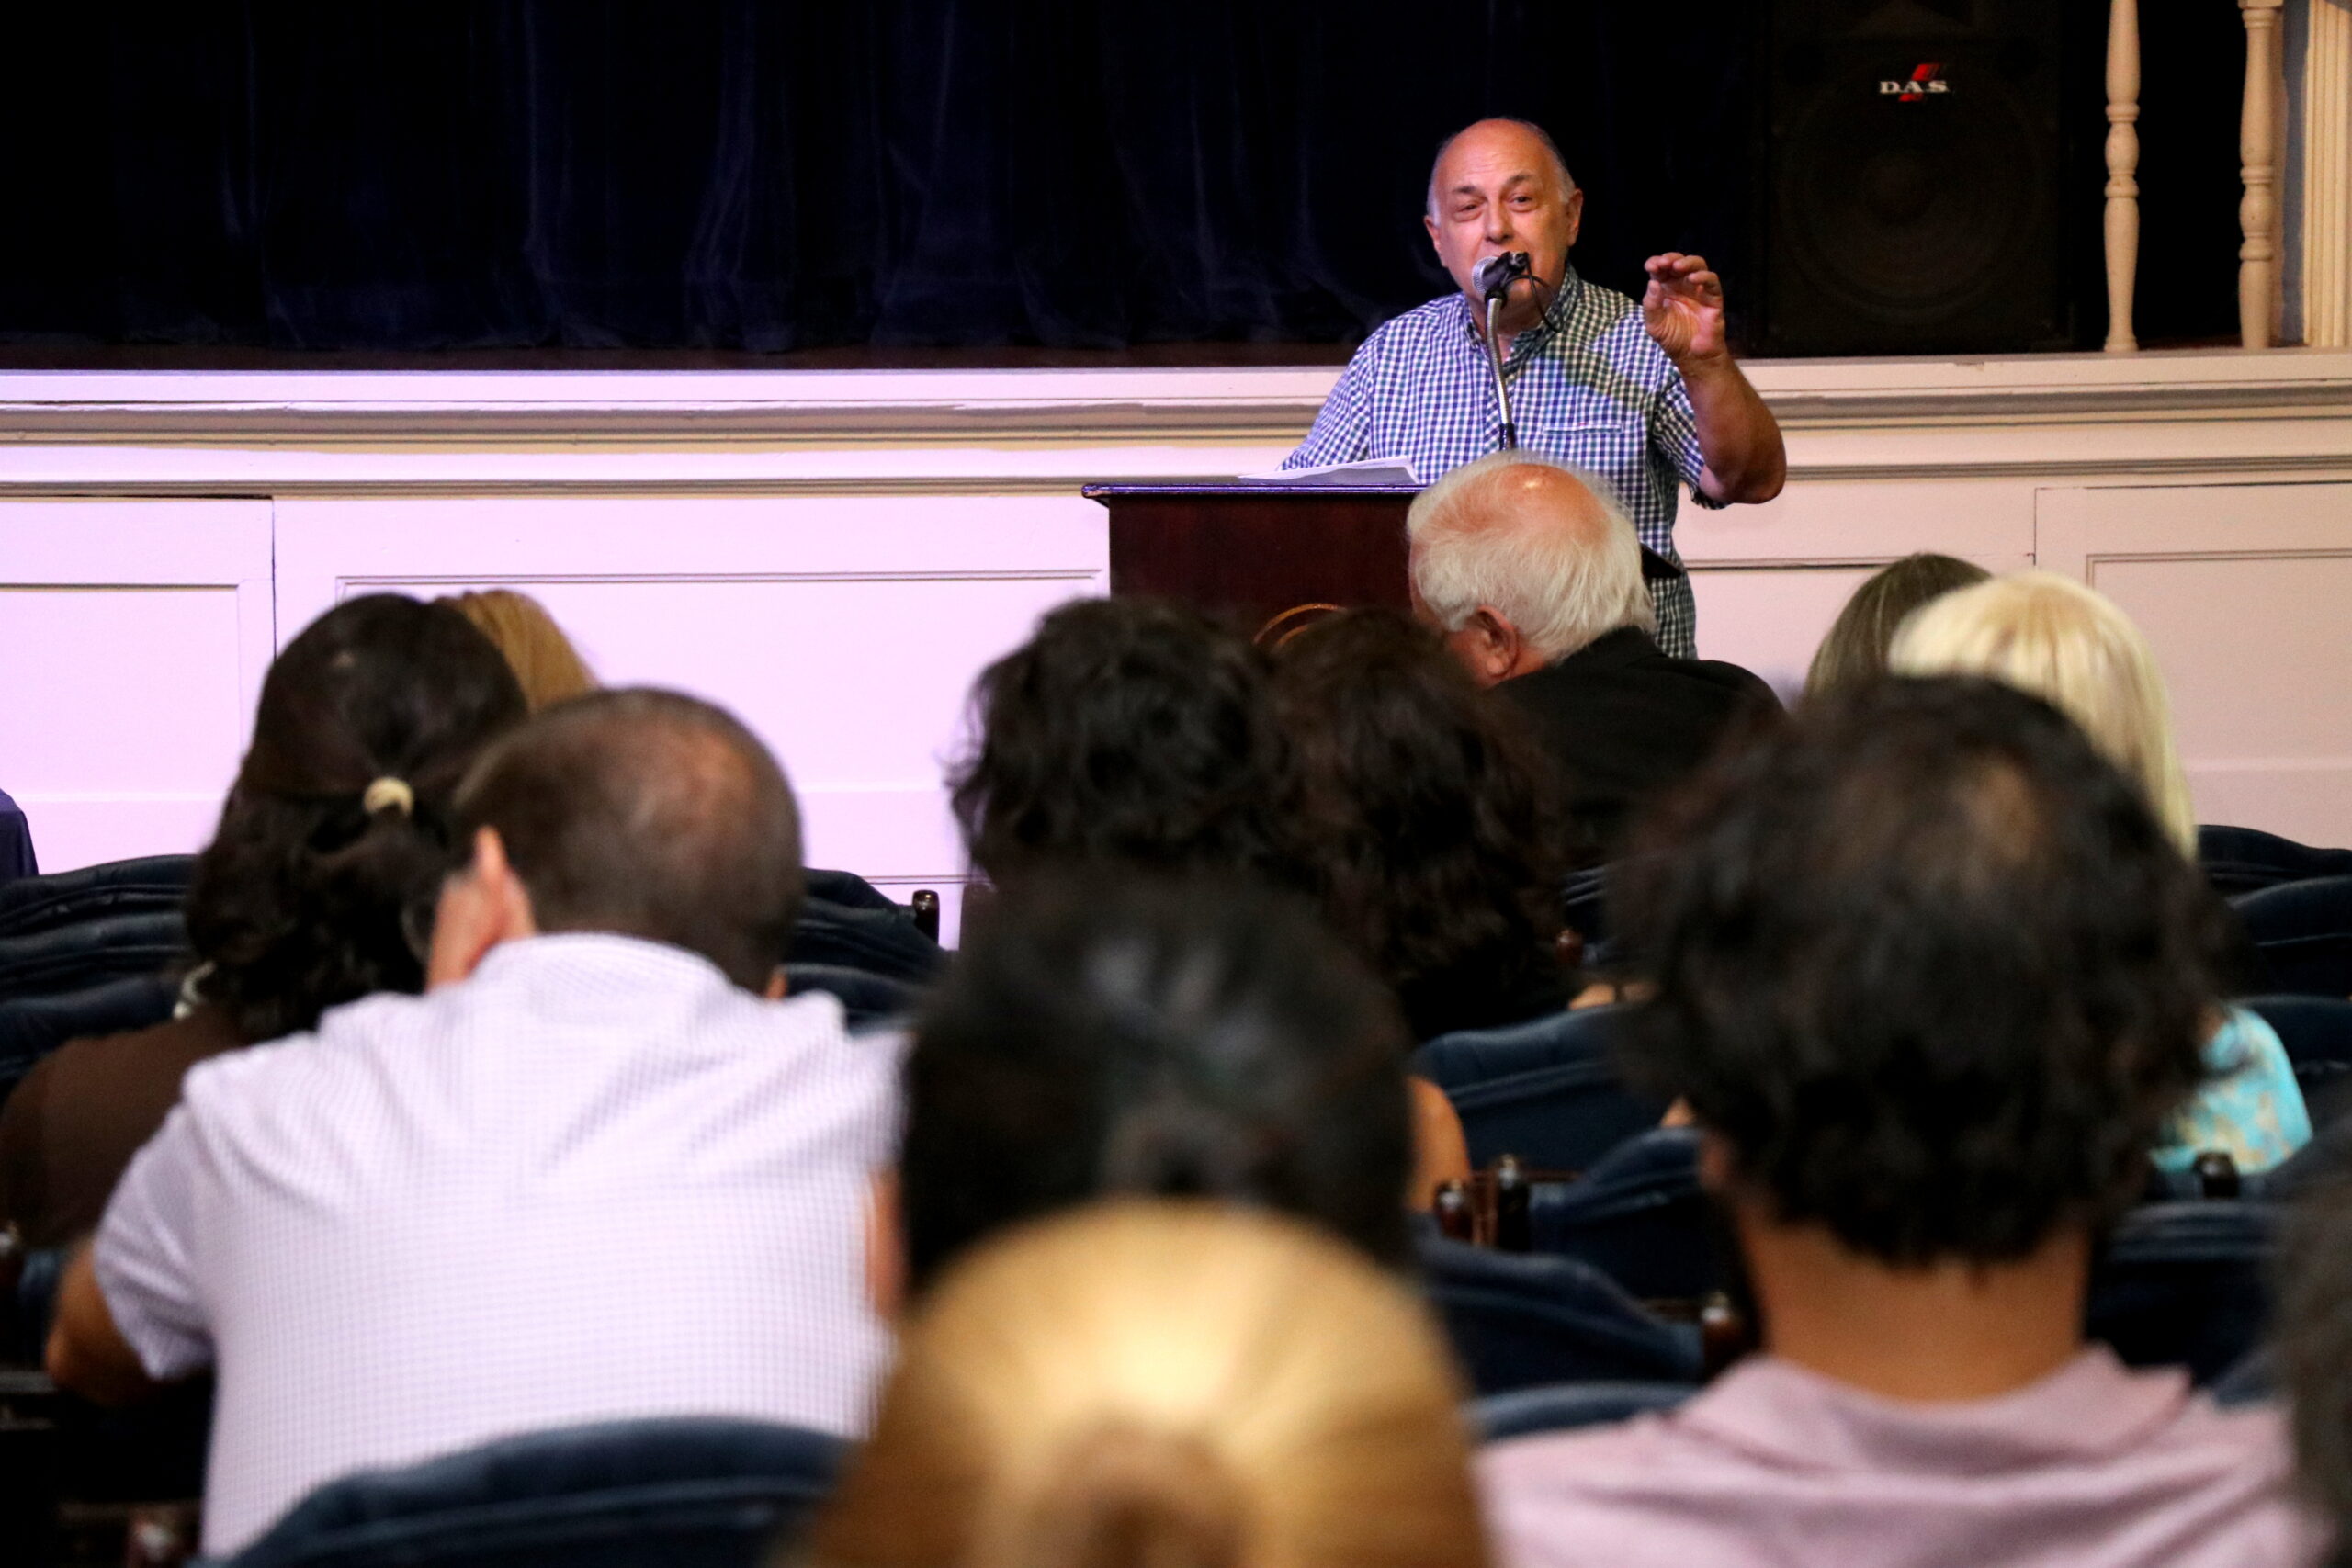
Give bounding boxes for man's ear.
[1424,210,1443,256]
[425,827,537,990]
[1561,186,1586,250]
[1465,607,1528,684]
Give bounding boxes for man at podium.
[1283,118,1786,658]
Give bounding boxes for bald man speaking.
[1284,118,1785,658]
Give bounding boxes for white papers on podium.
[1238,457,1420,486]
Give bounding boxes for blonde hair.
[1889,570,2197,854]
[441,590,598,711]
[806,1202,1486,1568]
[1407,453,1655,661]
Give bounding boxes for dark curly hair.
[948,598,1301,887]
[1616,676,2217,1265]
[899,872,1416,1293]
[2276,1151,2352,1539]
[1272,608,1568,1041]
[185,594,527,1042]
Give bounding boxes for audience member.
[2277,1165,2352,1559]
[1893,570,2310,1175]
[0,784,33,882]
[46,689,899,1556]
[1478,678,2321,1568]
[441,588,599,710]
[949,597,1301,890]
[1804,552,1989,700]
[803,1202,1488,1568]
[946,600,1467,1199]
[1272,607,1570,1040]
[1406,452,1777,861]
[897,874,1421,1294]
[0,595,527,1249]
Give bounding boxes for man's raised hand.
[1642,253,1729,366]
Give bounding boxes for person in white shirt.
[47,688,900,1557]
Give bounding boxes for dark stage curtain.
[0,3,2238,354]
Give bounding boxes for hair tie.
[361,776,414,818]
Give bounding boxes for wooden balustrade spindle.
[2241,0,2287,348]
[2105,0,2142,352]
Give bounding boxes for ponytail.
[990,1426,1244,1568]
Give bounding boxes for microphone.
[1472,251,1532,300]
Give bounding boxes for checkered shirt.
[1284,265,1722,657]
[93,933,902,1555]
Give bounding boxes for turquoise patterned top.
[2153,1006,2312,1175]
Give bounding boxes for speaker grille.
[1764,21,2069,355]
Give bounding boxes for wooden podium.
[1084,482,1419,638]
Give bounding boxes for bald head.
[1426,118,1577,220]
[1406,454,1656,680]
[454,688,804,989]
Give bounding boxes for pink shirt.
[1477,1348,2326,1568]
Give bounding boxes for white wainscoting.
[6,351,2352,930]
[0,501,273,873]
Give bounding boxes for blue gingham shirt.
[1285,265,1721,657]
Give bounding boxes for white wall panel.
[0,501,273,872]
[2039,480,2352,845]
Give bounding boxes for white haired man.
[1287,118,1785,658]
[1408,453,1777,858]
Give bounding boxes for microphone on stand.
[1472,252,1532,450]
[1472,251,1532,299]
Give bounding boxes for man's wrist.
[1672,345,1740,381]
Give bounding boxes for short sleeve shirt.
[93,933,902,1555]
[1284,266,1720,658]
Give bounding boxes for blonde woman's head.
[1889,570,2195,854]
[441,590,598,711]
[806,1201,1486,1568]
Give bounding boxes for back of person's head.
[454,688,803,990]
[806,1201,1486,1568]
[2278,1165,2352,1539]
[187,595,527,1043]
[949,598,1297,887]
[1271,607,1565,1039]
[1620,677,2216,1264]
[899,874,1416,1293]
[1804,553,1990,700]
[439,589,599,710]
[1406,452,1655,660]
[1889,570,2196,853]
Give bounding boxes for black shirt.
[1497,626,1781,862]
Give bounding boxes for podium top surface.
[1082,482,1422,500]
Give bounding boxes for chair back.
[2232,876,2352,998]
[2086,1201,2272,1387]
[0,856,193,942]
[1411,1008,1667,1172]
[216,1417,846,1568]
[786,892,944,986]
[1528,1128,1728,1303]
[1470,1380,1693,1443]
[1417,1235,1701,1398]
[2199,825,2352,897]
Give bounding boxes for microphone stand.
[1483,291,1518,451]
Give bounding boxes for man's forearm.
[1681,354,1786,503]
[47,1246,164,1406]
